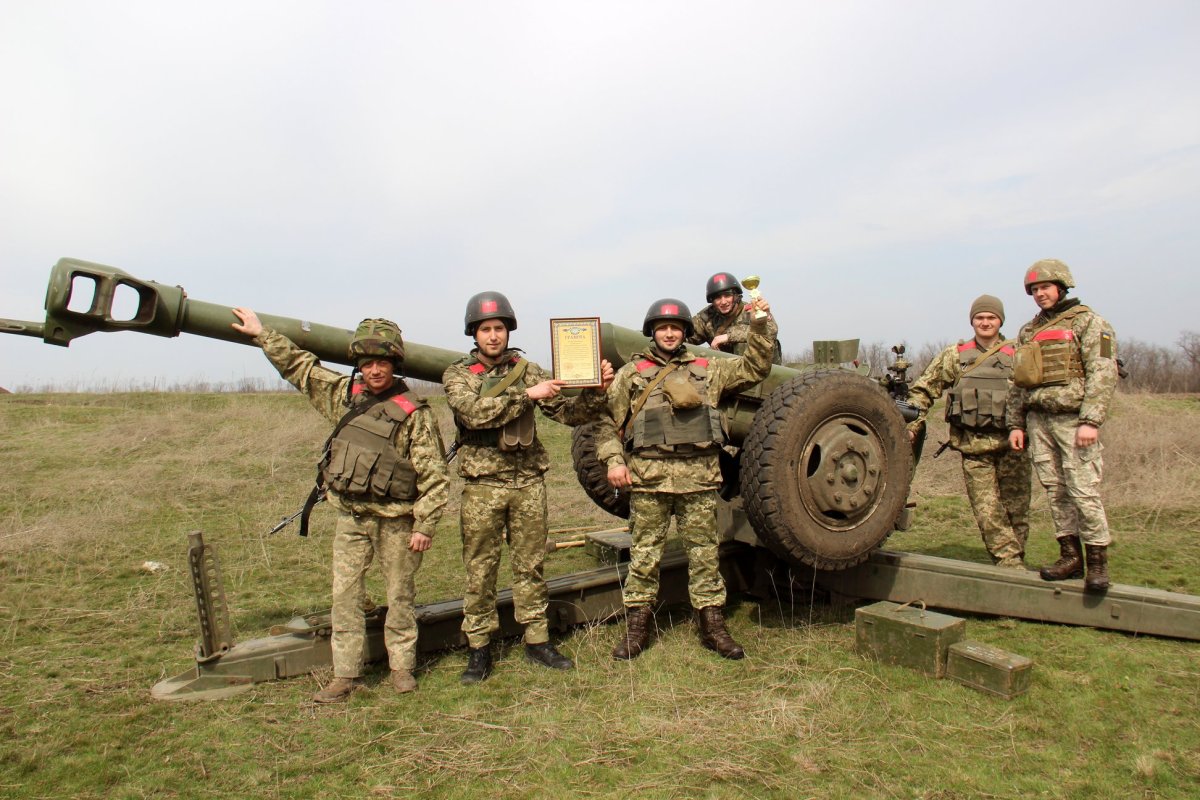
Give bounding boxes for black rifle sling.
[298,382,404,537]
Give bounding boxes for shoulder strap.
[960,339,1015,376]
[480,358,530,398]
[624,362,681,432]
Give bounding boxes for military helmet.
[1023,259,1075,295]
[705,272,743,302]
[642,298,694,337]
[464,291,517,336]
[349,318,404,364]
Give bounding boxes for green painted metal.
[827,550,1200,641]
[855,600,966,677]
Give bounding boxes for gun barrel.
[36,258,462,383]
[0,318,45,339]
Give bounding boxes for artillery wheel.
[570,422,631,519]
[740,369,912,570]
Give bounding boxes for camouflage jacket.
[256,328,448,533]
[907,338,1013,455]
[689,303,782,364]
[1005,298,1118,430]
[599,317,774,493]
[443,348,608,488]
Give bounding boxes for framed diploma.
[550,317,603,387]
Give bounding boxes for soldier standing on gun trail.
[689,272,783,365]
[601,296,773,660]
[906,295,1031,567]
[231,309,448,703]
[1006,260,1119,590]
[444,291,614,684]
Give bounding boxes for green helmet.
[349,318,404,365]
[642,298,694,337]
[1024,259,1075,295]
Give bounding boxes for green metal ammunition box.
[855,600,965,677]
[585,529,633,565]
[946,640,1033,699]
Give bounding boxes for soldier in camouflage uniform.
[601,296,774,660]
[689,272,783,365]
[444,291,613,684]
[231,308,448,703]
[907,295,1031,567]
[1006,260,1119,591]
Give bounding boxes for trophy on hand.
[742,275,768,320]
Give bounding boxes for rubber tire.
[570,421,631,519]
[740,369,913,570]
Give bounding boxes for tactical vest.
[625,357,725,458]
[322,384,422,501]
[1012,306,1089,389]
[455,357,536,451]
[944,341,1014,432]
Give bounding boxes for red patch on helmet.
[1025,269,1039,284]
[714,274,727,283]
[661,304,679,315]
[480,299,498,314]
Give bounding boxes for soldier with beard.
[444,291,613,684]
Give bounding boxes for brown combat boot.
[1039,535,1084,581]
[312,677,359,704]
[391,669,417,693]
[697,606,745,660]
[1084,545,1110,592]
[612,606,653,660]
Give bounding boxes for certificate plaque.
[550,317,603,387]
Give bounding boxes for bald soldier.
[907,295,1031,567]
[1007,260,1119,591]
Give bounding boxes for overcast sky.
[2,1,1197,390]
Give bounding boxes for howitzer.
[6,257,915,570]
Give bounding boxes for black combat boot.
[525,642,574,670]
[460,645,492,685]
[697,606,745,660]
[612,606,653,660]
[1039,535,1084,581]
[1084,545,1110,592]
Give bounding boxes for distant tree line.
[786,330,1200,394]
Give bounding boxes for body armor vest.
[1012,306,1089,388]
[945,341,1014,432]
[625,358,725,458]
[322,385,422,501]
[455,357,536,451]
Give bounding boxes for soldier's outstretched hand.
[527,379,567,400]
[752,296,771,316]
[231,307,263,338]
[599,359,615,391]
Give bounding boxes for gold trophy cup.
[742,275,767,319]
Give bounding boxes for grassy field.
[2,390,1198,799]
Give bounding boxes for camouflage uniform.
[1006,298,1118,547]
[908,339,1031,565]
[443,350,607,648]
[690,303,783,364]
[599,319,774,609]
[256,328,448,677]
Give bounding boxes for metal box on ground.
[946,640,1033,699]
[855,600,965,677]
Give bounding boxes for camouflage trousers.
[960,448,1031,564]
[459,480,550,648]
[1027,411,1111,546]
[330,511,423,678]
[624,489,724,609]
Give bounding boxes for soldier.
[689,272,783,364]
[444,291,613,684]
[906,295,1031,567]
[230,309,448,703]
[601,296,773,660]
[1006,260,1119,591]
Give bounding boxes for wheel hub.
[800,415,885,527]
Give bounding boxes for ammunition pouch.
[498,406,536,452]
[946,342,1013,432]
[321,394,421,502]
[1013,334,1084,389]
[626,359,724,458]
